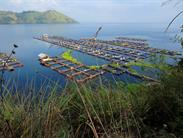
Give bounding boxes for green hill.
[0,10,77,24]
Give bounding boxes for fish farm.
[33,34,180,83]
[39,55,105,83]
[35,35,181,66]
[0,53,23,71]
[34,35,151,65]
[97,37,181,56]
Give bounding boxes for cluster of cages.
[40,57,103,83]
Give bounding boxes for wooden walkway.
[0,53,23,71]
[40,56,105,84]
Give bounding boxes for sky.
[0,0,183,23]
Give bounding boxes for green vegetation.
[108,58,171,79]
[0,10,77,24]
[61,50,80,64]
[0,53,6,58]
[126,56,172,73]
[128,67,139,75]
[87,65,102,70]
[61,50,103,70]
[110,62,120,68]
[126,60,154,68]
[0,63,183,138]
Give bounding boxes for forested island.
[0,10,77,24]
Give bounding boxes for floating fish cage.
[34,36,152,65]
[0,53,23,71]
[97,39,181,56]
[35,35,181,58]
[40,56,105,84]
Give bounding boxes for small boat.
[38,53,53,62]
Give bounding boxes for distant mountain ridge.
[0,10,77,24]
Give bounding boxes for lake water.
[0,23,182,89]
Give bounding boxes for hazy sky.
[0,0,182,23]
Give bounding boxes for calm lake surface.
[0,23,182,89]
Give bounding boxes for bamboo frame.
[40,56,104,84]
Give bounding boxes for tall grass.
[0,65,183,138]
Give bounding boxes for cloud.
[9,0,57,4]
[7,0,58,11]
[9,0,22,4]
[0,0,182,23]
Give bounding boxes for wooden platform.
[0,53,23,71]
[40,56,105,84]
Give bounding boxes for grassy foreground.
[0,61,183,138]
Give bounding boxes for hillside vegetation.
[0,10,77,24]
